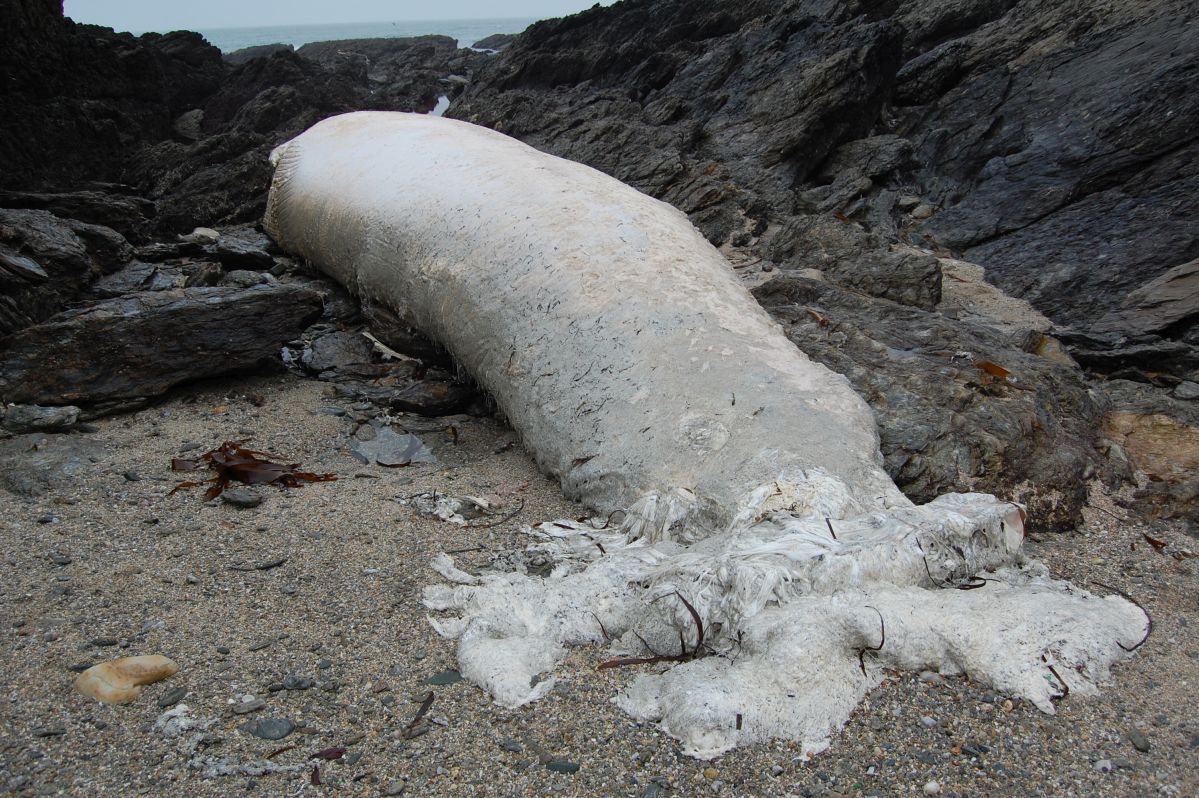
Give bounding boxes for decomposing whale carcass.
[265,112,1148,758]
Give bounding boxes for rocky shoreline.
[1,0,1198,794]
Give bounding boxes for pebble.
[74,655,179,704]
[923,781,941,796]
[90,637,119,647]
[499,738,523,753]
[222,488,263,508]
[282,675,315,690]
[215,645,230,654]
[1128,728,1151,752]
[919,716,937,728]
[703,767,719,780]
[158,686,187,708]
[240,717,295,740]
[232,698,267,714]
[545,760,580,774]
[1093,759,1113,773]
[918,670,942,684]
[316,659,332,669]
[382,782,405,796]
[247,638,273,652]
[425,670,462,686]
[49,553,72,566]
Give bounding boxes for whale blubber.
[265,112,1148,758]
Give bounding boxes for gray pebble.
[247,638,273,652]
[316,659,332,669]
[545,760,580,774]
[381,782,405,796]
[124,471,142,481]
[282,675,315,690]
[499,738,523,753]
[1093,759,1113,773]
[232,698,267,715]
[48,553,71,566]
[222,488,263,508]
[158,686,187,708]
[1128,728,1151,752]
[344,751,363,766]
[919,715,938,728]
[215,645,230,654]
[918,670,943,684]
[424,670,462,686]
[240,717,295,740]
[91,637,118,647]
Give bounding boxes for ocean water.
[197,17,539,53]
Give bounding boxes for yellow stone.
[73,655,179,704]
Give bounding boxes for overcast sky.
[63,1,613,32]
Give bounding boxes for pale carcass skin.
[265,111,904,533]
[266,112,1147,759]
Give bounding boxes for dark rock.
[1093,258,1199,341]
[183,261,225,287]
[0,434,109,498]
[219,269,268,288]
[224,44,295,66]
[302,331,375,373]
[213,227,275,269]
[545,760,580,774]
[753,273,1109,531]
[240,717,295,740]
[472,33,517,52]
[1128,729,1151,753]
[158,686,187,708]
[0,190,155,242]
[0,284,323,406]
[0,2,225,191]
[90,261,184,297]
[1,405,79,433]
[231,698,266,714]
[0,209,132,336]
[281,675,315,690]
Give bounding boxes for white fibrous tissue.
[265,112,1149,758]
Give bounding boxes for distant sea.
[195,18,539,53]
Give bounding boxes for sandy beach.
[2,372,1196,797]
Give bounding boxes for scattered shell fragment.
[73,655,180,704]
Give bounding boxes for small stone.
[124,471,142,482]
[770,765,784,776]
[222,488,263,508]
[49,553,71,566]
[499,738,523,753]
[545,760,580,774]
[382,782,405,796]
[412,649,427,661]
[247,638,273,652]
[703,767,719,780]
[918,670,942,684]
[923,781,941,796]
[158,686,187,708]
[920,715,937,728]
[1094,759,1113,773]
[240,717,295,740]
[1174,381,1199,401]
[911,203,936,219]
[316,659,332,670]
[282,675,315,690]
[424,670,462,686]
[215,645,230,654]
[344,751,363,766]
[90,637,119,647]
[32,727,65,738]
[67,662,94,673]
[74,655,180,704]
[1128,729,1151,752]
[232,698,267,715]
[1001,699,1014,712]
